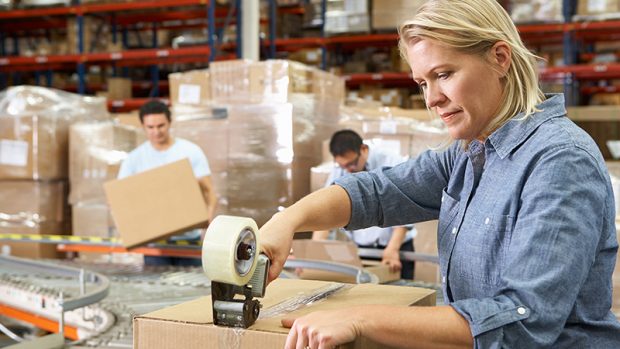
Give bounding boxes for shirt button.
[451,227,457,235]
[441,196,445,203]
[517,307,526,315]
[484,217,490,225]
[442,276,446,283]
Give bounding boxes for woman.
[260,0,620,348]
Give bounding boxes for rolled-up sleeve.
[451,145,610,348]
[335,145,458,229]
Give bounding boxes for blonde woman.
[260,0,620,347]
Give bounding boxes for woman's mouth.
[440,111,461,123]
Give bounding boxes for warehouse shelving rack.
[265,0,620,107]
[0,0,244,109]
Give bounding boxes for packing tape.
[202,215,260,286]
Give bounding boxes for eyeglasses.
[341,153,361,171]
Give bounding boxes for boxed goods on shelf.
[577,0,620,17]
[107,77,132,100]
[324,0,370,35]
[371,0,425,30]
[509,0,563,23]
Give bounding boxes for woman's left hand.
[282,308,365,349]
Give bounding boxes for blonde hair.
[398,0,544,143]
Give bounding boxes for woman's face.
[407,39,510,141]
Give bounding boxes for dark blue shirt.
[336,94,620,347]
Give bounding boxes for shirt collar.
[486,94,566,159]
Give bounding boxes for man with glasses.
[313,129,415,279]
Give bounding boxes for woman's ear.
[491,41,512,77]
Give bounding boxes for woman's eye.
[438,72,451,80]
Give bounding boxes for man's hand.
[382,247,402,273]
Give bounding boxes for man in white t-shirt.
[118,100,216,266]
[313,130,416,279]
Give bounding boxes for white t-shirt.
[325,145,414,246]
[118,138,211,179]
[117,138,211,241]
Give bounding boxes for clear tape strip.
[259,283,352,320]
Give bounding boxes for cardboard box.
[577,0,620,16]
[371,0,425,30]
[104,159,209,248]
[133,278,435,349]
[292,239,401,283]
[0,180,69,223]
[72,202,116,239]
[168,70,211,106]
[413,220,440,284]
[107,77,132,100]
[310,162,334,192]
[113,111,143,129]
[69,121,142,204]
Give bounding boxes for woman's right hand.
[259,211,297,283]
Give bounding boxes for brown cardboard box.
[0,115,70,180]
[113,112,143,129]
[577,0,620,16]
[0,179,70,259]
[292,239,401,283]
[133,278,435,349]
[371,0,425,30]
[104,159,209,248]
[0,87,107,180]
[413,220,440,284]
[69,121,142,204]
[168,70,211,106]
[0,180,69,223]
[107,77,132,100]
[310,162,334,192]
[72,203,115,239]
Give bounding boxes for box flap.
[104,159,209,248]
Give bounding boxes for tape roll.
[202,215,260,285]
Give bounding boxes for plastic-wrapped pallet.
[0,86,108,180]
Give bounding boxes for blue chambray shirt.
[335,94,620,347]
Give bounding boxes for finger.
[308,327,320,349]
[284,321,298,349]
[296,325,309,349]
[281,317,296,328]
[268,258,284,283]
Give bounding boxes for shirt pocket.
[438,188,460,243]
[461,213,514,286]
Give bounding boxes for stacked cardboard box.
[168,60,343,226]
[69,120,144,245]
[0,86,107,258]
[338,105,446,158]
